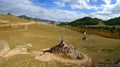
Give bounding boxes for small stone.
[21,48,27,52]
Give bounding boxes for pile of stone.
[47,37,82,59]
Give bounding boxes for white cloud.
[70,0,90,9]
[49,9,88,21]
[0,0,88,22]
[91,10,120,20]
[103,0,111,5]
[90,11,112,20]
[88,0,120,20]
[53,0,120,21]
[55,0,99,10]
[116,0,120,3]
[53,2,65,7]
[110,3,120,14]
[0,0,120,22]
[90,0,120,20]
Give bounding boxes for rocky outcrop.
[0,40,10,57]
[47,37,82,59]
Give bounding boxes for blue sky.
[0,0,120,22]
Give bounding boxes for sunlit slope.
[0,14,28,24]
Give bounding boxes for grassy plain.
[0,15,120,66]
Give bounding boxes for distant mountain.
[59,16,120,26]
[18,15,33,21]
[35,18,56,23]
[103,17,120,25]
[68,17,102,26]
[18,15,56,22]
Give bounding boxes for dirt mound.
[0,40,10,57]
[32,50,91,66]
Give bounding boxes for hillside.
[59,16,120,39]
[0,14,29,24]
[59,16,120,27]
[0,14,120,67]
[0,20,120,67]
[68,17,102,26]
[103,17,120,25]
[18,15,56,22]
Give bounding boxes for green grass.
[0,23,120,67]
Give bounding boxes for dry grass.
[0,14,29,24]
[0,54,76,67]
[0,23,120,67]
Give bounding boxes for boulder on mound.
[0,40,10,57]
[46,37,82,59]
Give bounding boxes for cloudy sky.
[0,0,120,22]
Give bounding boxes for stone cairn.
[82,30,87,40]
[45,37,82,59]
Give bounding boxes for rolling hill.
[68,17,102,26]
[18,15,56,23]
[0,14,29,24]
[0,15,120,67]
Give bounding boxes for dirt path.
[0,20,9,23]
[0,22,35,27]
[3,48,29,58]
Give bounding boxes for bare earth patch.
[38,52,90,65]
[1,43,32,58]
[1,44,91,66]
[3,48,29,58]
[32,49,91,66]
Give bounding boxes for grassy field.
[0,23,120,66]
[0,54,76,67]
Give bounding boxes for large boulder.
[0,40,10,57]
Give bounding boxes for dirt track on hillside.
[0,22,36,27]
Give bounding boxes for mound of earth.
[45,37,82,59]
[33,38,91,66]
[31,49,91,66]
[0,40,10,57]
